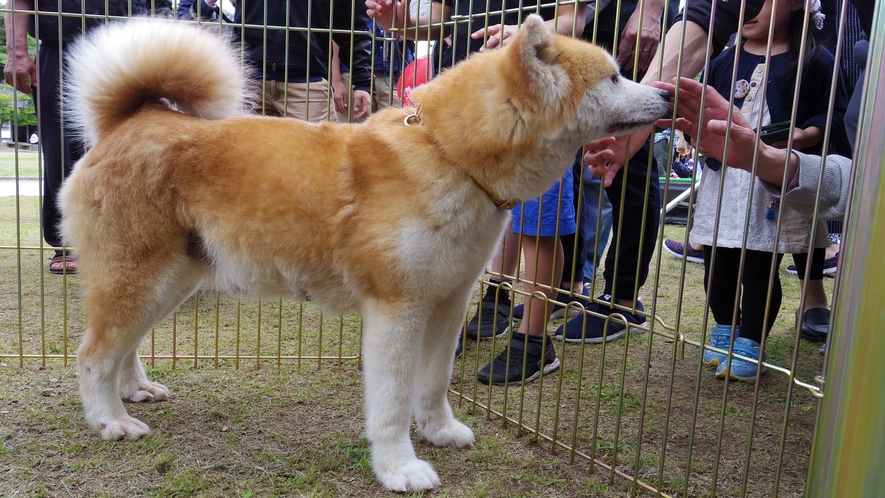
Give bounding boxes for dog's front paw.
[96,416,152,441]
[421,419,475,448]
[377,459,441,492]
[121,381,170,403]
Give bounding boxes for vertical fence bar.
[807,3,885,495]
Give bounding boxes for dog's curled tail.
[67,18,248,148]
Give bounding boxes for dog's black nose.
[658,89,670,101]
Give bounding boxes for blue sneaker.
[512,286,589,321]
[553,295,646,343]
[715,337,768,381]
[703,324,740,367]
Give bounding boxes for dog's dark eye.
[610,75,619,84]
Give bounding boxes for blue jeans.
[581,174,612,282]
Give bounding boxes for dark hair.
[786,8,823,83]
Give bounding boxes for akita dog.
[61,16,668,491]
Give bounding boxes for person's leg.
[478,176,573,383]
[374,71,402,111]
[513,170,577,316]
[700,246,742,366]
[486,225,520,281]
[38,47,85,270]
[518,235,564,338]
[283,80,335,123]
[462,226,517,343]
[736,250,784,344]
[560,158,585,291]
[653,134,671,175]
[248,79,282,117]
[558,157,591,320]
[554,146,654,343]
[602,141,660,305]
[715,249,782,381]
[792,248,830,342]
[702,246,743,327]
[581,173,612,286]
[792,250,828,310]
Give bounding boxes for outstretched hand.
[471,24,519,50]
[584,136,626,187]
[653,77,760,171]
[583,127,652,187]
[656,77,798,186]
[365,0,409,31]
[583,137,617,165]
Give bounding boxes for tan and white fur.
[61,17,669,492]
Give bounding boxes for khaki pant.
[336,71,402,123]
[251,79,336,123]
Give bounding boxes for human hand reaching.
[654,78,760,171]
[583,127,651,187]
[365,0,409,32]
[471,24,519,50]
[656,77,799,185]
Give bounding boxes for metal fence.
[1,1,882,496]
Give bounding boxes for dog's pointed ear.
[513,15,558,71]
[510,15,565,102]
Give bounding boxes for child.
[690,0,847,381]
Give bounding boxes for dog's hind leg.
[117,348,170,403]
[361,300,441,492]
[413,281,475,449]
[78,256,206,441]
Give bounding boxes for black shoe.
[476,332,560,385]
[798,308,829,342]
[465,299,511,340]
[554,295,646,343]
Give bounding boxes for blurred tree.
[0,89,37,127]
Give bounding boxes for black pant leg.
[703,246,743,327]
[739,250,784,343]
[602,140,661,301]
[37,46,85,250]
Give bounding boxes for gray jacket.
[763,151,851,220]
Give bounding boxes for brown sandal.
[49,254,79,274]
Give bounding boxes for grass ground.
[0,150,41,178]
[0,194,831,497]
